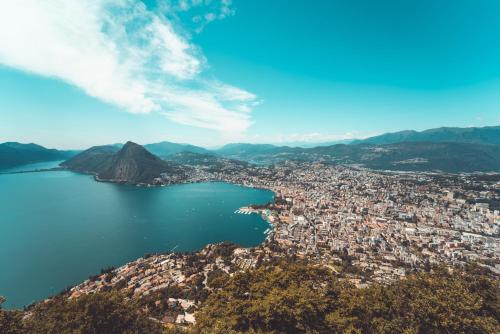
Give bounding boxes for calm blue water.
[0,160,63,173]
[0,169,273,308]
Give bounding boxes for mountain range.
[210,141,500,172]
[351,126,500,145]
[2,126,500,175]
[208,126,500,172]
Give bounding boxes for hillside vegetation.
[195,262,499,334]
[1,262,498,334]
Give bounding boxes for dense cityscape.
[65,159,499,327]
[203,161,500,279]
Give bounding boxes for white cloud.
[159,0,235,32]
[0,0,255,133]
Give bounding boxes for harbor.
[235,206,275,235]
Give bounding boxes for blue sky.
[1,0,500,149]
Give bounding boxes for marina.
[234,207,257,215]
[235,207,275,235]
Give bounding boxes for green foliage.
[327,267,499,334]
[0,296,24,334]
[0,309,24,334]
[0,291,163,334]
[1,263,498,334]
[195,263,499,334]
[206,269,228,288]
[195,262,345,333]
[208,242,238,260]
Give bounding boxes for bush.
[327,267,499,333]
[195,262,499,334]
[195,262,344,333]
[0,306,24,334]
[1,292,163,334]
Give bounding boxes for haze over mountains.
[2,126,500,175]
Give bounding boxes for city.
[2,0,500,332]
[66,160,499,327]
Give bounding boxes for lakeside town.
[195,161,499,276]
[64,159,499,327]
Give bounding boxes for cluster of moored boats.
[234,209,253,215]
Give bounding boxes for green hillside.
[1,262,497,334]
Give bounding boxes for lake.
[0,165,274,308]
[0,160,64,173]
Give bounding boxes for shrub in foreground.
[0,291,163,334]
[195,262,499,334]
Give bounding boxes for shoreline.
[1,173,277,310]
[234,206,276,238]
[5,163,499,319]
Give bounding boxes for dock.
[234,208,254,215]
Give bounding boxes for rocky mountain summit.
[62,141,184,184]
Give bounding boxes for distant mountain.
[276,139,355,148]
[165,151,222,165]
[311,142,500,173]
[215,143,279,161]
[144,141,209,158]
[62,142,182,184]
[99,142,180,183]
[352,126,500,145]
[216,141,500,173]
[0,142,76,170]
[26,125,500,175]
[60,145,120,174]
[165,151,248,170]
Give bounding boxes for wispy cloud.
[0,0,255,133]
[161,0,235,32]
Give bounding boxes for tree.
[195,261,344,333]
[196,262,499,334]
[327,266,499,334]
[23,291,163,334]
[0,297,25,334]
